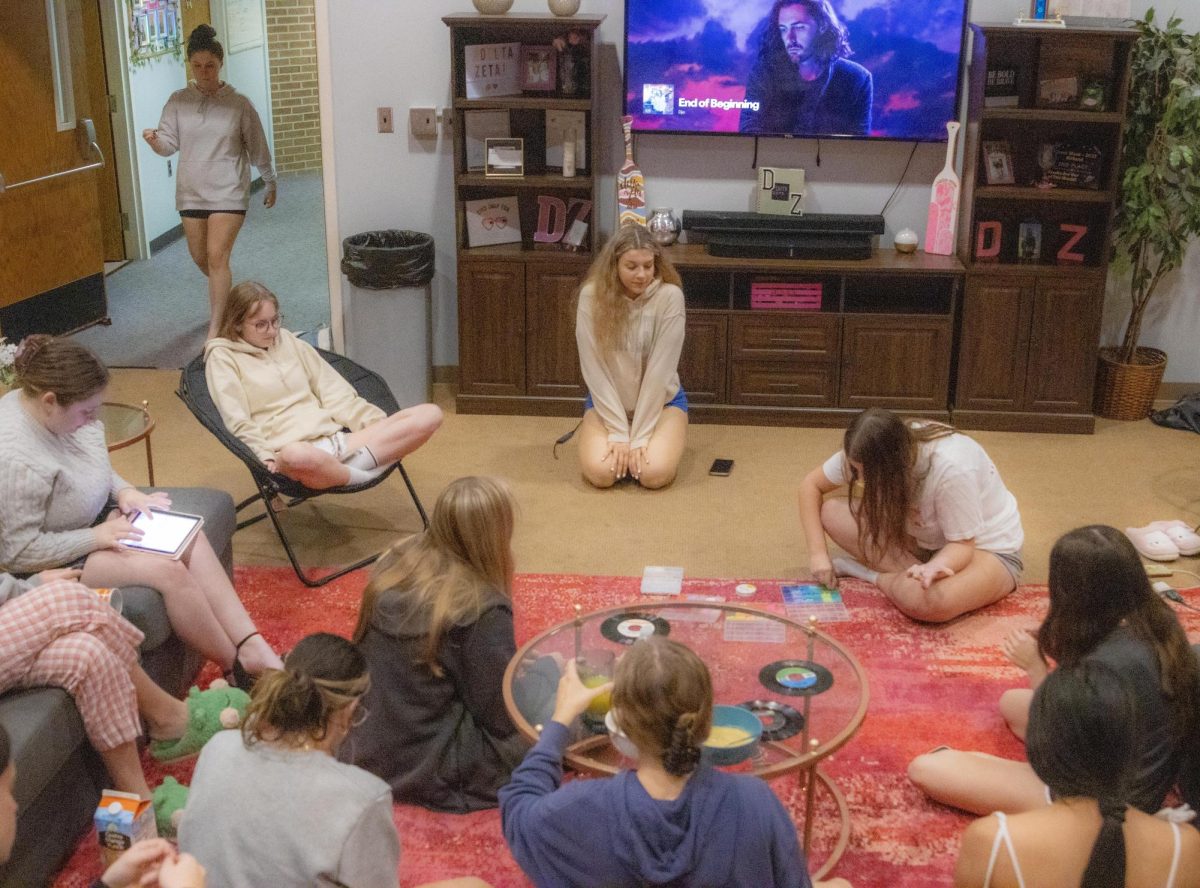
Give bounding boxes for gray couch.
[0,488,235,888]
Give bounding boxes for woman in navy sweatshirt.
[500,636,851,888]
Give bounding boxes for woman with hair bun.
[0,335,281,686]
[500,636,849,888]
[954,661,1200,888]
[143,24,276,339]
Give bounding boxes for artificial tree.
[1109,9,1200,365]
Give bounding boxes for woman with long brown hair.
[910,525,1200,818]
[345,476,533,812]
[575,225,688,489]
[798,407,1023,622]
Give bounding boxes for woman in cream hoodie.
[205,282,442,490]
[143,25,276,340]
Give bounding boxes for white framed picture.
[464,196,522,248]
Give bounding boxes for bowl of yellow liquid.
[703,705,763,765]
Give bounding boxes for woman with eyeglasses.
[0,334,281,690]
[205,281,442,490]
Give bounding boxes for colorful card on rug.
[722,611,786,643]
[781,584,851,622]
[641,565,683,596]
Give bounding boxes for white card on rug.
[659,594,724,622]
[723,612,786,643]
[641,565,684,596]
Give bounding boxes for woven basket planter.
[1094,346,1168,420]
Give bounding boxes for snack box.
[95,789,156,868]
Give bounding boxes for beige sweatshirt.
[575,278,685,449]
[204,330,385,463]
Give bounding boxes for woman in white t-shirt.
[798,407,1023,622]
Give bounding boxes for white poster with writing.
[465,43,522,99]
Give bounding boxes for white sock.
[344,462,390,486]
[342,445,379,471]
[833,556,880,584]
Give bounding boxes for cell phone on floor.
[709,458,734,476]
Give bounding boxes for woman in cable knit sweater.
[0,336,281,686]
[575,225,688,490]
[143,25,276,340]
[204,282,442,490]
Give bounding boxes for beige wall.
[266,0,320,172]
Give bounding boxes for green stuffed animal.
[152,776,189,837]
[150,678,250,764]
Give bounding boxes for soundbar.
[681,210,884,260]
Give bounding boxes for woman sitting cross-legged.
[347,476,536,812]
[0,571,245,798]
[954,660,1200,888]
[0,335,281,687]
[909,525,1200,817]
[500,636,850,888]
[798,407,1024,623]
[204,281,442,490]
[576,225,688,490]
[179,633,491,888]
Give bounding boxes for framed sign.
[485,138,525,178]
[520,45,556,92]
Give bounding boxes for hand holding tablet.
[121,510,205,559]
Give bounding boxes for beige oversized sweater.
[0,392,131,573]
[575,278,685,449]
[204,330,385,463]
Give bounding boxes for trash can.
[340,230,435,409]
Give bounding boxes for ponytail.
[1081,799,1127,888]
[661,710,704,777]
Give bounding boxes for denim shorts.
[583,388,689,415]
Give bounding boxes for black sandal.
[231,631,262,693]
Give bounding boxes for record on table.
[737,699,805,741]
[758,660,833,696]
[599,613,671,645]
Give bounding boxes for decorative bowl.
[703,704,763,766]
[472,0,514,13]
[548,0,583,15]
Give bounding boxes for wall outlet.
[377,107,393,133]
[410,106,438,138]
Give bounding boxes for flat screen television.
[624,0,970,142]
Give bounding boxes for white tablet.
[123,509,205,559]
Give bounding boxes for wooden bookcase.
[443,14,604,416]
[954,23,1137,433]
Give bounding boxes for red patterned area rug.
[51,569,1200,887]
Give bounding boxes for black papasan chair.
[177,348,429,587]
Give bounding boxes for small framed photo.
[982,141,1015,185]
[1018,220,1043,262]
[484,137,525,178]
[520,45,556,92]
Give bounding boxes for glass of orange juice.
[577,649,614,718]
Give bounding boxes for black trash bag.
[341,230,434,290]
[1150,392,1200,434]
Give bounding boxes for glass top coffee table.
[101,401,155,485]
[503,600,868,878]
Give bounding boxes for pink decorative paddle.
[924,121,961,255]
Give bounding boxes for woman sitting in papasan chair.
[205,281,442,490]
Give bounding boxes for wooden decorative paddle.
[924,120,961,255]
[617,115,647,227]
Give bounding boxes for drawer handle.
[768,383,800,390]
[767,337,807,345]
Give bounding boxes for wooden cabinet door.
[526,266,586,398]
[955,277,1032,412]
[840,316,952,410]
[457,262,525,396]
[680,313,728,403]
[1025,279,1103,413]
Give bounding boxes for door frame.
[96,0,147,259]
[314,0,343,352]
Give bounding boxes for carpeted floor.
[50,568,1200,887]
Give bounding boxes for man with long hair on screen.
[739,0,872,136]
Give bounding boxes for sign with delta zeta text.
[465,43,522,99]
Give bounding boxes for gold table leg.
[800,765,851,881]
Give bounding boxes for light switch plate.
[377,107,393,133]
[410,107,438,138]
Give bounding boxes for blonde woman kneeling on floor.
[205,281,442,491]
[576,225,687,489]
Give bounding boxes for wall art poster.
[465,43,522,99]
[464,196,522,248]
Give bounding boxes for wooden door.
[457,261,526,396]
[840,315,952,410]
[1025,278,1103,413]
[525,264,586,399]
[680,313,728,403]
[0,0,106,338]
[82,0,124,260]
[955,277,1031,412]
[181,0,212,59]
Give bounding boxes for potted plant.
[1096,10,1200,420]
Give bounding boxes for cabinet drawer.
[731,314,839,361]
[731,361,838,407]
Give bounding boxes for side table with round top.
[101,401,155,485]
[503,600,869,879]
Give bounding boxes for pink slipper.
[1150,520,1200,557]
[1125,525,1180,562]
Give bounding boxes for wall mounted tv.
[624,0,969,142]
